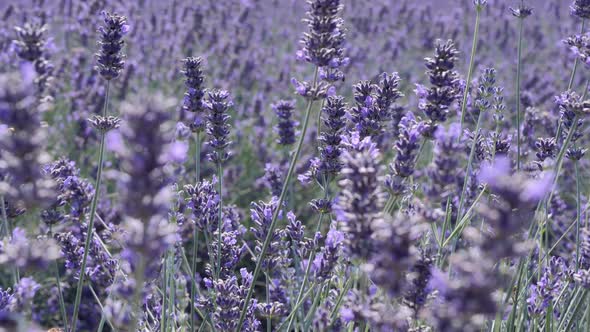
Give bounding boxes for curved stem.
[236,67,319,331]
[459,6,482,131]
[70,80,111,331]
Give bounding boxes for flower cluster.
[206,90,232,164]
[273,100,297,146]
[0,70,55,208]
[95,11,129,80]
[181,56,207,132]
[417,39,460,137]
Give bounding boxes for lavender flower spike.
[95,11,129,81]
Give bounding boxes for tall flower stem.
[554,19,587,144]
[575,160,582,271]
[0,195,18,285]
[456,111,484,223]
[459,4,483,130]
[216,161,223,279]
[286,213,325,331]
[70,80,111,331]
[236,67,319,331]
[569,20,586,90]
[515,13,524,170]
[129,254,146,332]
[190,132,201,332]
[49,225,68,332]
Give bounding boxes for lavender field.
[2,0,590,331]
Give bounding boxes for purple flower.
[273,100,298,146]
[572,0,590,19]
[95,11,128,80]
[163,141,189,164]
[299,0,346,69]
[385,112,425,195]
[0,228,61,270]
[184,178,220,233]
[13,23,47,62]
[181,56,207,132]
[250,198,289,273]
[206,90,233,164]
[318,96,347,175]
[335,134,385,260]
[0,71,55,208]
[9,277,39,313]
[420,39,460,138]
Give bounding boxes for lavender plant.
[2,1,590,332]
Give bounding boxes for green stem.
[274,283,318,332]
[547,115,579,205]
[51,225,68,332]
[515,16,524,170]
[576,161,582,271]
[195,132,201,184]
[191,132,201,332]
[162,254,168,332]
[285,214,325,331]
[0,195,17,285]
[129,254,146,332]
[459,5,482,131]
[216,161,223,279]
[266,273,271,332]
[70,80,111,331]
[456,110,484,224]
[54,261,68,332]
[235,67,320,332]
[568,20,586,90]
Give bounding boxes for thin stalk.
[49,225,68,332]
[88,283,116,331]
[129,254,146,332]
[0,195,17,285]
[436,197,452,266]
[576,161,582,271]
[162,254,168,332]
[456,111,484,224]
[190,231,199,332]
[285,214,325,331]
[168,267,175,332]
[195,132,201,185]
[0,196,9,237]
[547,115,579,205]
[459,5,482,130]
[568,20,586,90]
[191,132,201,332]
[515,15,524,170]
[216,161,223,279]
[559,289,587,331]
[302,282,324,330]
[70,80,111,331]
[54,261,68,332]
[236,67,320,331]
[266,273,271,332]
[274,283,318,332]
[96,316,106,332]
